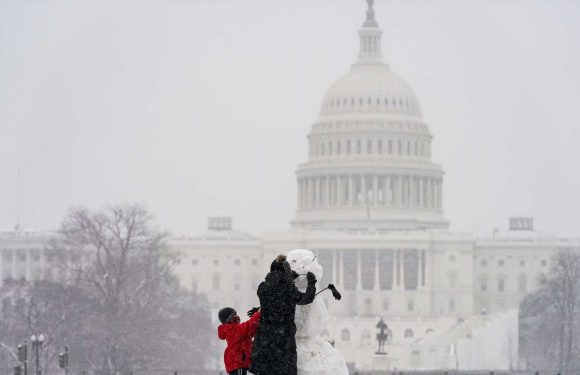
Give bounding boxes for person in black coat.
[249,254,316,375]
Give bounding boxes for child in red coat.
[218,307,261,375]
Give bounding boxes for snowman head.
[287,249,323,288]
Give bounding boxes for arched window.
[398,140,402,154]
[367,140,372,154]
[212,273,220,291]
[328,140,333,155]
[346,140,351,154]
[378,140,383,153]
[518,274,527,293]
[341,329,351,341]
[384,97,388,106]
[383,298,389,311]
[388,140,393,154]
[337,140,342,155]
[321,142,325,155]
[404,329,414,338]
[359,98,363,105]
[498,278,505,292]
[357,140,362,154]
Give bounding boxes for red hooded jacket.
[217,311,261,372]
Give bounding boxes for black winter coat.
[249,270,316,375]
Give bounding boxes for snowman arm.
[295,281,316,305]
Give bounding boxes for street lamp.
[30,334,44,375]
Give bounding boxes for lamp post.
[30,334,44,375]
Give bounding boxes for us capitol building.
[1,1,578,372]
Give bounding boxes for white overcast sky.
[0,0,579,238]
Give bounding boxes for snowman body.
[287,249,349,375]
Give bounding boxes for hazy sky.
[0,0,579,238]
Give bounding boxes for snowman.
[286,248,349,375]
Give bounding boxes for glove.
[247,307,259,317]
[328,284,342,300]
[291,270,300,280]
[306,272,317,284]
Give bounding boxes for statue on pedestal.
[376,318,388,355]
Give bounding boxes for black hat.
[270,254,291,275]
[218,307,237,324]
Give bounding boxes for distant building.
[171,1,579,371]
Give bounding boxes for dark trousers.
[229,369,248,375]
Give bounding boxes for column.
[348,175,355,206]
[395,175,402,207]
[418,177,424,208]
[361,175,367,206]
[400,249,406,290]
[297,179,302,209]
[332,249,338,284]
[325,176,331,207]
[373,175,379,206]
[409,177,415,208]
[384,176,391,206]
[356,250,362,290]
[336,176,342,207]
[425,178,431,209]
[374,249,380,291]
[437,180,442,210]
[417,249,422,288]
[25,249,31,281]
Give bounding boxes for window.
[337,141,342,155]
[378,140,383,153]
[426,328,434,334]
[383,298,389,311]
[328,141,333,155]
[498,278,505,292]
[480,277,488,292]
[448,273,457,288]
[498,259,505,266]
[357,140,361,154]
[481,259,487,266]
[341,329,351,341]
[388,140,392,154]
[192,259,198,265]
[359,98,363,105]
[449,254,456,262]
[520,260,526,267]
[364,298,372,316]
[367,140,372,154]
[407,299,414,312]
[449,298,456,313]
[213,259,219,266]
[346,140,351,154]
[321,142,325,155]
[404,329,414,338]
[234,259,241,265]
[398,140,402,154]
[367,97,372,105]
[251,259,258,266]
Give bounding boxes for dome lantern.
[358,0,383,65]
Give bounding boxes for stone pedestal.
[372,354,392,371]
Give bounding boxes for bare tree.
[49,203,211,374]
[520,249,580,373]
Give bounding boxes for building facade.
[170,1,579,371]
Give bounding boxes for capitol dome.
[291,0,448,231]
[320,65,422,118]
